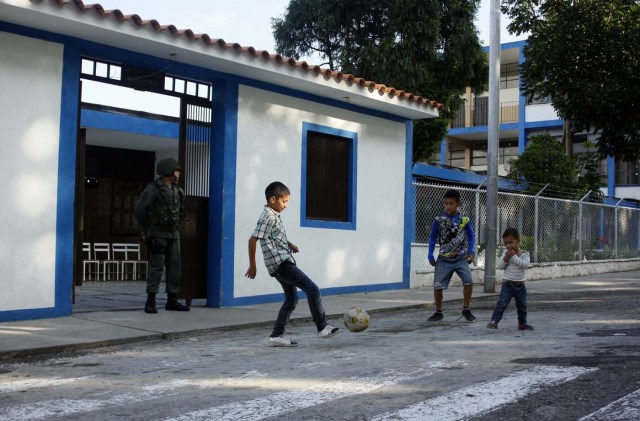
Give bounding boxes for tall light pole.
[484,0,501,293]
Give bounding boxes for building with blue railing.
[436,40,640,202]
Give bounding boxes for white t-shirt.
[497,250,530,281]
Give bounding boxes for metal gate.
[178,99,212,304]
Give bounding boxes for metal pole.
[578,190,591,261]
[533,183,550,263]
[475,178,486,266]
[484,0,501,293]
[614,198,624,258]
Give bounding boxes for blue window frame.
[301,122,357,230]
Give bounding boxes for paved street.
[1,273,639,420]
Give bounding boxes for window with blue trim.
[301,122,357,230]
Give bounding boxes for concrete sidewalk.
[1,270,638,361]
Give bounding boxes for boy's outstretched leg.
[487,284,513,329]
[277,262,341,339]
[269,280,298,347]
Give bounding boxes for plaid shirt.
[252,206,295,275]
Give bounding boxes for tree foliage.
[272,0,488,162]
[502,0,640,162]
[507,133,603,200]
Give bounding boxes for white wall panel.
[234,85,407,297]
[0,32,63,311]
[615,187,640,201]
[526,104,560,122]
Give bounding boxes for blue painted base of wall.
[0,307,71,323]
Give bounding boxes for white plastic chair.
[120,243,148,280]
[82,242,100,281]
[94,243,119,281]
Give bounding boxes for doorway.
[73,58,212,312]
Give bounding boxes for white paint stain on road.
[0,376,94,393]
[579,388,640,421]
[370,365,597,421]
[162,361,468,421]
[2,379,191,421]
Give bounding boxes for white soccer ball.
[343,306,370,332]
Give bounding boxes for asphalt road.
[1,278,639,420]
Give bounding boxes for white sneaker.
[317,325,342,339]
[268,335,298,347]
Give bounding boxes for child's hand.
[504,249,516,262]
[245,264,257,279]
[466,253,474,264]
[429,258,436,267]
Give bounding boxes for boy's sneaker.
[427,311,443,322]
[268,335,298,347]
[518,324,534,331]
[486,321,498,329]
[462,309,477,323]
[318,325,342,339]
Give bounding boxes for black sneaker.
[462,309,477,323]
[427,311,443,322]
[486,321,498,329]
[518,324,534,331]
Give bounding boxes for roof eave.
[0,0,440,120]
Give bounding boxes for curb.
[0,295,500,362]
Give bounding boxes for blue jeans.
[433,254,473,290]
[271,261,327,336]
[490,281,528,324]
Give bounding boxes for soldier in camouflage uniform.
[134,158,189,313]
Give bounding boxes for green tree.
[272,0,488,163]
[502,0,640,162]
[507,133,581,198]
[508,134,604,200]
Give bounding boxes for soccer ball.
[343,306,370,332]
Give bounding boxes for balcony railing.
[451,100,519,128]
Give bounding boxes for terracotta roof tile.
[38,0,444,111]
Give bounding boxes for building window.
[500,62,520,89]
[301,122,357,230]
[471,143,487,167]
[447,143,466,168]
[527,94,552,105]
[499,140,519,165]
[469,140,519,167]
[616,160,640,185]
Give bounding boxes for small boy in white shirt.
[487,228,534,330]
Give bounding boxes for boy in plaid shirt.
[246,181,341,347]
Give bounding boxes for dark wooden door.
[178,99,212,303]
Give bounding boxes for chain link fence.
[411,182,640,272]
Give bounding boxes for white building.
[0,0,440,321]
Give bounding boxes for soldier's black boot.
[144,293,158,314]
[165,292,190,311]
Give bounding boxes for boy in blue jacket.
[427,189,476,322]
